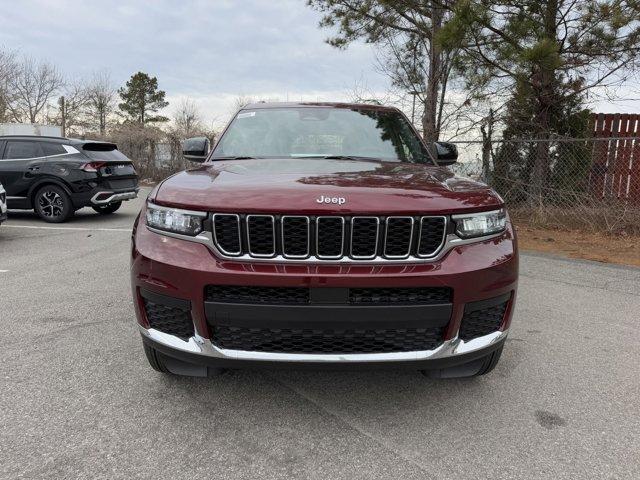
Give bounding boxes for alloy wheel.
[38,190,64,217]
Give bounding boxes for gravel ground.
[1,191,639,479]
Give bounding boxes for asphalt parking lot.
[1,190,639,480]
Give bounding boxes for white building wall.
[0,123,63,137]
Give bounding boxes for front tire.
[92,201,122,215]
[143,343,170,373]
[422,346,504,379]
[34,185,74,223]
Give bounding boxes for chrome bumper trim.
[139,326,508,363]
[91,191,138,205]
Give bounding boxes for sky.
[0,0,637,131]
[0,0,388,126]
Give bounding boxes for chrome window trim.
[415,216,448,258]
[383,216,414,259]
[246,214,276,258]
[281,215,310,259]
[212,213,242,256]
[350,216,379,260]
[316,216,345,259]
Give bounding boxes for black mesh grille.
[384,218,413,257]
[247,216,275,256]
[213,215,241,255]
[206,285,451,306]
[212,326,444,353]
[459,301,508,341]
[351,217,379,258]
[317,217,344,258]
[349,287,451,305]
[144,300,193,339]
[205,285,310,304]
[282,217,309,257]
[418,217,446,256]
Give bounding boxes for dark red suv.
[131,102,518,377]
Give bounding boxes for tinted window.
[212,107,433,164]
[3,141,44,159]
[41,142,67,156]
[83,148,129,161]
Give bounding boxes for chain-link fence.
[451,137,640,234]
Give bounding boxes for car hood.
[152,158,503,214]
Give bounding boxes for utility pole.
[59,96,66,137]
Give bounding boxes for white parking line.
[0,270,8,273]
[2,224,131,233]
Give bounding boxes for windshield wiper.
[299,155,381,161]
[211,156,257,160]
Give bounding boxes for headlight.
[453,209,507,238]
[145,202,206,236]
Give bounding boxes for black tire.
[422,346,504,379]
[92,201,122,215]
[33,185,74,223]
[475,345,504,376]
[143,343,170,373]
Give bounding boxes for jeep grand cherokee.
[131,102,518,378]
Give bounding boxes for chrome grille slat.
[212,214,242,256]
[316,216,345,259]
[384,217,414,259]
[350,217,379,259]
[417,216,447,258]
[246,215,276,257]
[210,214,447,262]
[281,216,310,258]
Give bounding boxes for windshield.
[211,107,434,164]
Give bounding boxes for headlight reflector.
[145,202,205,236]
[453,209,506,238]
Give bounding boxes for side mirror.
[182,137,210,163]
[433,142,457,165]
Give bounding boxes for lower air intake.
[144,299,194,339]
[212,326,444,354]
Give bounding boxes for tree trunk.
[421,3,443,142]
[529,0,558,204]
[481,109,494,182]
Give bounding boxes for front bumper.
[131,218,518,369]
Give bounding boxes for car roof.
[0,135,113,146]
[240,101,400,112]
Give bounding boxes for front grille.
[205,285,451,305]
[459,300,508,341]
[205,285,310,304]
[209,214,446,261]
[349,287,451,304]
[212,326,445,353]
[143,299,194,339]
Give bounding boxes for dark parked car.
[0,181,6,225]
[0,135,139,222]
[131,102,518,378]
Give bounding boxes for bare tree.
[0,48,18,123]
[57,79,91,136]
[7,56,64,123]
[172,98,203,138]
[87,70,116,135]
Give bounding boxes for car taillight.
[80,161,106,172]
